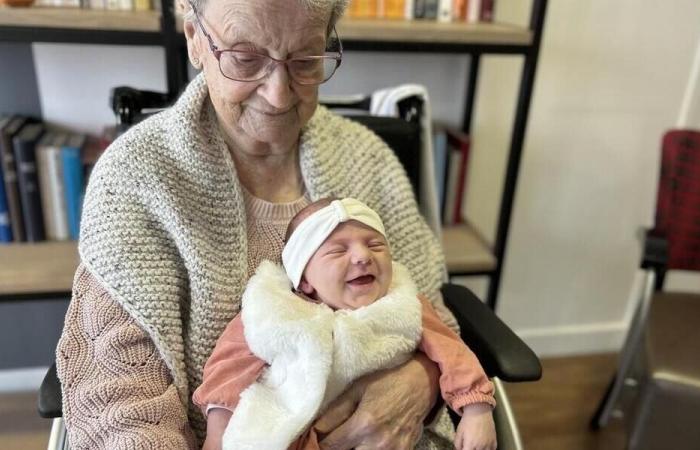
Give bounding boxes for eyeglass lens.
[218,53,339,84]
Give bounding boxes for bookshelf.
[0,0,548,310]
[0,242,78,297]
[0,6,160,32]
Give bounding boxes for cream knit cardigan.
[78,73,446,437]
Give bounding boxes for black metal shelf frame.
[0,0,547,311]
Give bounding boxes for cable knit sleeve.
[55,264,197,450]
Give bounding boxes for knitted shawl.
[78,73,445,438]
[224,261,422,450]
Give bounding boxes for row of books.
[0,116,107,244]
[33,0,154,12]
[433,126,470,225]
[348,0,495,22]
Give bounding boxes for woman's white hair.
[182,0,349,35]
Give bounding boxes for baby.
[194,198,497,450]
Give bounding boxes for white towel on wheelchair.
[371,84,442,237]
[222,260,423,450]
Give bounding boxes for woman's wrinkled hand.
[314,353,440,450]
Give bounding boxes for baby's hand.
[455,403,497,450]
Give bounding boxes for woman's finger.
[317,412,367,450]
[314,386,362,435]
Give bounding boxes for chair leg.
[492,378,524,450]
[590,375,616,430]
[47,417,69,450]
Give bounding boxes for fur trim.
[223,261,422,450]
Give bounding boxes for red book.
[445,128,470,224]
[480,0,494,22]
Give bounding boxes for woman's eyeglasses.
[188,1,343,85]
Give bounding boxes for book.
[0,116,28,242]
[445,128,470,224]
[437,0,452,22]
[432,126,448,216]
[443,145,462,224]
[0,118,11,242]
[480,0,494,22]
[349,0,378,18]
[12,123,46,242]
[37,132,70,241]
[467,0,481,22]
[384,0,405,19]
[62,134,86,240]
[452,0,467,21]
[413,0,426,18]
[423,0,438,19]
[134,0,150,10]
[404,0,415,19]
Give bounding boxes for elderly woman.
[56,0,460,448]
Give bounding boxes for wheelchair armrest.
[441,283,542,382]
[38,363,62,418]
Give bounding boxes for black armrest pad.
[441,283,542,382]
[38,363,62,418]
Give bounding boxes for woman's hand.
[454,403,497,450]
[314,353,440,450]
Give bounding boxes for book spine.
[134,0,149,10]
[423,0,438,19]
[13,137,45,242]
[467,0,481,22]
[384,0,405,19]
[38,145,70,241]
[452,0,467,21]
[432,129,447,220]
[480,0,494,22]
[0,168,11,242]
[1,138,25,242]
[437,0,452,22]
[404,0,414,19]
[414,0,426,19]
[62,146,84,241]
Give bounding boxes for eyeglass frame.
[187,0,343,85]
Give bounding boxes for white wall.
[33,43,167,134]
[27,0,700,359]
[468,0,700,356]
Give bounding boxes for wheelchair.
[38,85,542,450]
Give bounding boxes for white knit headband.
[282,198,386,289]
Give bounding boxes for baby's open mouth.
[347,275,375,285]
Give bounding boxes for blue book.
[432,128,447,220]
[0,117,12,242]
[61,134,86,240]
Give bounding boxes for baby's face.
[299,220,393,310]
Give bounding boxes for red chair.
[591,130,700,449]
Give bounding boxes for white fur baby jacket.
[222,260,423,450]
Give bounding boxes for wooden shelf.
[0,6,160,32]
[337,18,531,46]
[175,17,531,49]
[0,241,78,297]
[442,223,496,274]
[0,223,493,297]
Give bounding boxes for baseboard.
[0,366,48,393]
[516,321,627,357]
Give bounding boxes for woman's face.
[185,0,329,156]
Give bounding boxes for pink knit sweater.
[56,191,310,449]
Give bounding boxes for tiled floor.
[1,353,627,450]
